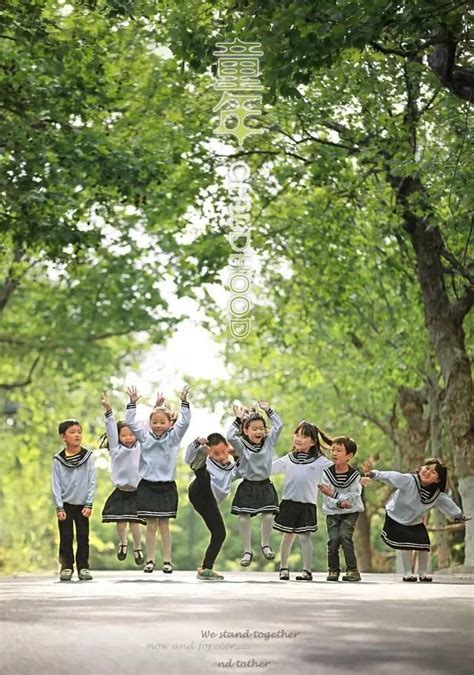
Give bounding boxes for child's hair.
[294,420,333,457]
[240,408,267,436]
[99,421,130,449]
[333,436,358,457]
[421,457,447,491]
[207,432,227,447]
[58,419,81,435]
[149,405,177,424]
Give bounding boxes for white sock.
[401,550,414,575]
[280,533,296,568]
[260,513,274,548]
[417,551,430,577]
[117,521,127,545]
[299,533,313,571]
[239,515,252,553]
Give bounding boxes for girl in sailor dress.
[363,458,468,581]
[271,421,333,581]
[100,393,145,565]
[185,433,241,580]
[227,400,283,566]
[125,384,191,574]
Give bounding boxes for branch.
[453,287,474,323]
[441,247,474,285]
[0,355,41,390]
[427,522,466,532]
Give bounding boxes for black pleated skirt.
[101,488,146,524]
[136,479,178,519]
[273,499,317,533]
[231,478,279,517]
[381,513,431,551]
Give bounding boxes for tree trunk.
[354,506,372,572]
[390,172,474,565]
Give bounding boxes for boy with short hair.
[318,437,363,582]
[51,419,96,581]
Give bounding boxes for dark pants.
[58,503,90,571]
[188,470,226,569]
[326,512,359,571]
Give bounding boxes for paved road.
[1,572,473,675]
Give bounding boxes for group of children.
[51,386,468,583]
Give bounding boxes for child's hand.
[228,443,238,457]
[360,476,372,487]
[339,500,351,509]
[233,403,244,418]
[127,385,141,404]
[101,391,112,413]
[258,400,270,412]
[57,510,67,521]
[82,507,92,518]
[180,384,190,402]
[362,461,372,476]
[154,391,165,407]
[318,483,335,497]
[197,437,208,446]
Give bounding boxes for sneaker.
[279,568,290,581]
[134,549,144,566]
[197,568,224,581]
[240,551,253,567]
[162,561,173,574]
[326,570,340,582]
[143,560,155,573]
[295,569,313,581]
[117,544,128,561]
[418,575,433,583]
[78,568,93,581]
[402,575,418,582]
[342,570,361,582]
[59,568,73,582]
[261,545,275,560]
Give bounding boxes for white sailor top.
[125,401,191,482]
[371,470,464,526]
[104,410,141,490]
[271,452,332,505]
[184,439,240,503]
[51,447,96,512]
[227,409,283,481]
[320,465,364,515]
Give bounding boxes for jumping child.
[318,437,364,582]
[125,384,191,574]
[185,433,240,580]
[51,419,96,581]
[100,392,145,565]
[227,401,283,566]
[363,458,468,581]
[271,421,332,581]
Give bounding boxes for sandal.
[240,551,253,567]
[418,575,433,583]
[279,568,290,581]
[162,561,173,574]
[402,575,417,582]
[261,545,275,560]
[134,549,144,566]
[296,569,313,581]
[143,560,155,573]
[117,544,128,561]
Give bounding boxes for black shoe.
[117,544,128,561]
[134,549,144,565]
[295,570,313,581]
[279,568,290,581]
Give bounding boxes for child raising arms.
[227,401,283,566]
[272,421,332,581]
[125,384,191,574]
[100,392,145,565]
[363,458,468,581]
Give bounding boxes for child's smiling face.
[293,430,314,453]
[150,411,172,436]
[419,464,440,486]
[61,424,82,449]
[119,425,136,448]
[209,442,230,464]
[244,420,266,444]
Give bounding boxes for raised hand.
[360,476,372,487]
[180,384,190,402]
[127,385,141,404]
[257,400,270,412]
[233,403,244,418]
[362,460,372,476]
[197,437,208,446]
[154,391,165,408]
[101,391,112,413]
